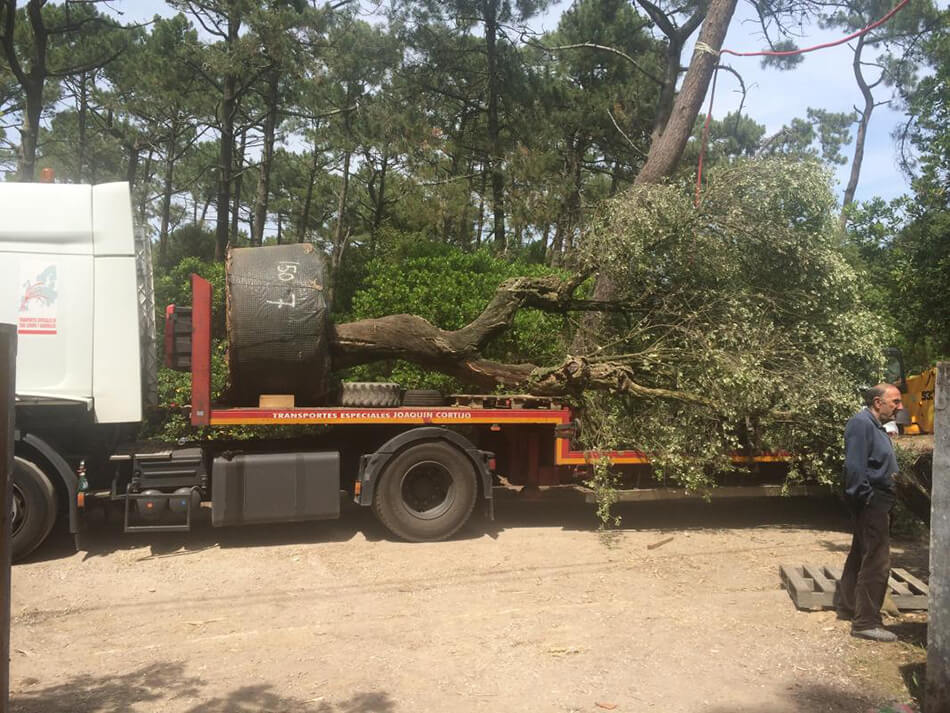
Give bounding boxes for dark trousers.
[835,501,891,631]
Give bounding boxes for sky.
[112,0,922,205]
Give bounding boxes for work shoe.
[852,627,897,642]
[835,609,853,621]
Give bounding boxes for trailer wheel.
[373,441,478,541]
[11,456,58,561]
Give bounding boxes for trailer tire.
[11,456,58,561]
[373,441,478,541]
[340,382,401,407]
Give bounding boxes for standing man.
[835,383,903,641]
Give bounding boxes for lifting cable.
[693,0,911,206]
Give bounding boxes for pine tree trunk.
[842,35,872,213]
[484,0,506,250]
[159,131,177,264]
[214,12,242,261]
[253,69,279,246]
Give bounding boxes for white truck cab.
[1,181,147,560]
[0,182,142,423]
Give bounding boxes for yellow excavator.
[884,347,936,434]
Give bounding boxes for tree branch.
[522,35,664,87]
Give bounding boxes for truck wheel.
[373,441,478,541]
[340,382,401,407]
[11,456,58,561]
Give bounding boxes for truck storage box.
[212,452,340,526]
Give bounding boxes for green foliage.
[763,108,857,166]
[890,444,928,538]
[577,158,888,491]
[890,207,950,363]
[156,224,217,269]
[759,40,805,69]
[342,234,569,389]
[153,254,226,340]
[585,456,621,531]
[904,18,950,196]
[683,111,767,165]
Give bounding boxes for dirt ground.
[9,492,929,713]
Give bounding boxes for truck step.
[779,564,929,611]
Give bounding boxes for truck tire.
[340,382,401,407]
[372,441,478,541]
[11,456,58,561]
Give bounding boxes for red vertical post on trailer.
[190,275,212,426]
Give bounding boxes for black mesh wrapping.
[226,244,331,405]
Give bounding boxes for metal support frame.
[122,485,199,534]
[1,324,16,713]
[190,274,212,427]
[927,361,949,710]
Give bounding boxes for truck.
[3,181,787,561]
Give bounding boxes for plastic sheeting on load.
[226,243,332,406]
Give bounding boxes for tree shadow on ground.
[899,660,926,711]
[23,489,894,565]
[21,498,392,564]
[699,681,904,713]
[492,490,853,535]
[890,618,927,648]
[11,662,394,713]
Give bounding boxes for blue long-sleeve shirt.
[843,407,898,506]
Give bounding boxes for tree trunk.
[573,0,738,353]
[137,150,153,227]
[652,38,683,141]
[460,160,476,248]
[326,272,708,405]
[298,142,321,243]
[214,13,241,261]
[635,0,706,141]
[215,81,236,260]
[253,69,280,246]
[370,150,389,250]
[159,130,177,264]
[230,129,247,246]
[484,0,506,251]
[476,166,487,248]
[635,0,737,186]
[77,72,88,182]
[842,34,873,213]
[16,81,41,182]
[10,1,48,182]
[334,148,351,260]
[125,139,140,188]
[565,136,585,257]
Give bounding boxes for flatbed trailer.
[128,275,787,543]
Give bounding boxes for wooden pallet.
[779,564,929,611]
